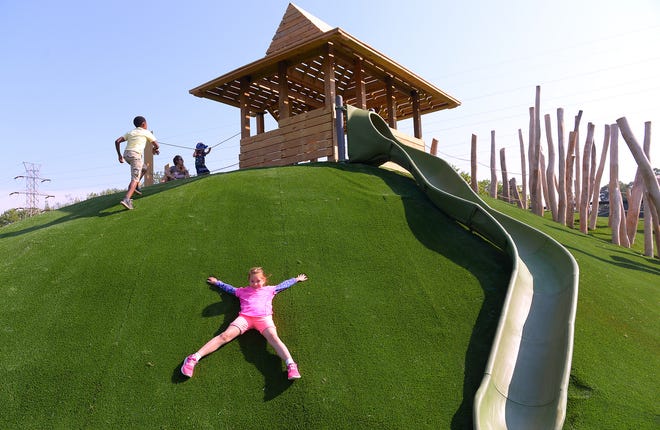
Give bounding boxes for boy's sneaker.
[287,362,301,380]
[120,198,133,210]
[134,186,142,196]
[181,355,198,377]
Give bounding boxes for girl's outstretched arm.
[207,276,237,295]
[275,274,308,293]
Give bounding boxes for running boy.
[114,116,159,210]
[181,267,308,380]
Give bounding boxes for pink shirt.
[215,278,297,317]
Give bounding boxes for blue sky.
[1,0,659,212]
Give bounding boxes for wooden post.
[143,146,154,186]
[354,56,367,109]
[430,138,438,156]
[644,192,659,257]
[323,43,336,110]
[625,171,644,245]
[385,75,397,128]
[323,43,338,161]
[589,125,610,230]
[529,107,542,215]
[239,77,251,140]
[566,131,577,228]
[411,90,422,139]
[544,114,558,221]
[617,117,660,254]
[539,148,550,213]
[589,140,596,222]
[518,129,527,209]
[510,177,523,208]
[557,108,566,224]
[490,130,497,198]
[573,112,583,218]
[624,121,652,245]
[580,123,595,234]
[256,112,265,134]
[610,124,621,245]
[619,196,630,248]
[500,148,509,203]
[642,121,655,257]
[471,134,478,193]
[534,86,544,215]
[278,61,290,121]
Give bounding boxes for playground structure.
[189,3,459,169]
[188,4,579,428]
[346,106,579,429]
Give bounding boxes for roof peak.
[266,3,334,56]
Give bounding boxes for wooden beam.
[323,42,336,108]
[278,61,290,120]
[411,90,421,139]
[354,56,367,109]
[385,75,397,128]
[256,112,265,134]
[240,77,251,139]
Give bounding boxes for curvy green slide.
[345,106,579,430]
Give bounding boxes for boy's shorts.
[230,314,275,334]
[123,150,144,181]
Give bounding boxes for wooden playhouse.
[189,3,460,169]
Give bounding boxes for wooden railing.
[239,106,336,169]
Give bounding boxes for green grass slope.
[0,163,657,429]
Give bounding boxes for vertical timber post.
[335,95,346,162]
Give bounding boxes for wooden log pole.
[544,114,558,221]
[510,177,523,208]
[529,107,542,214]
[500,148,510,203]
[430,138,439,156]
[588,140,596,227]
[534,89,544,216]
[644,192,659,258]
[471,134,478,193]
[573,111,583,222]
[539,147,550,215]
[518,129,528,209]
[589,125,610,230]
[610,124,621,245]
[617,117,660,254]
[565,131,577,228]
[580,123,595,234]
[642,121,655,257]
[557,108,567,225]
[490,130,497,198]
[624,121,652,245]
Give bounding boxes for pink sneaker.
[287,362,301,380]
[181,355,198,377]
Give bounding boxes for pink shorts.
[230,314,275,334]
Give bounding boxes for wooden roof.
[190,3,460,122]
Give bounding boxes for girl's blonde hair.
[248,267,270,282]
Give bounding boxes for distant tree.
[153,170,165,184]
[0,208,27,227]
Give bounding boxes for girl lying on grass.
[181,267,308,380]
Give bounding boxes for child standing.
[193,142,212,175]
[114,116,159,210]
[181,267,308,380]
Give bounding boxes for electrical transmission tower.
[11,162,54,216]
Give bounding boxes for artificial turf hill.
[0,162,657,429]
